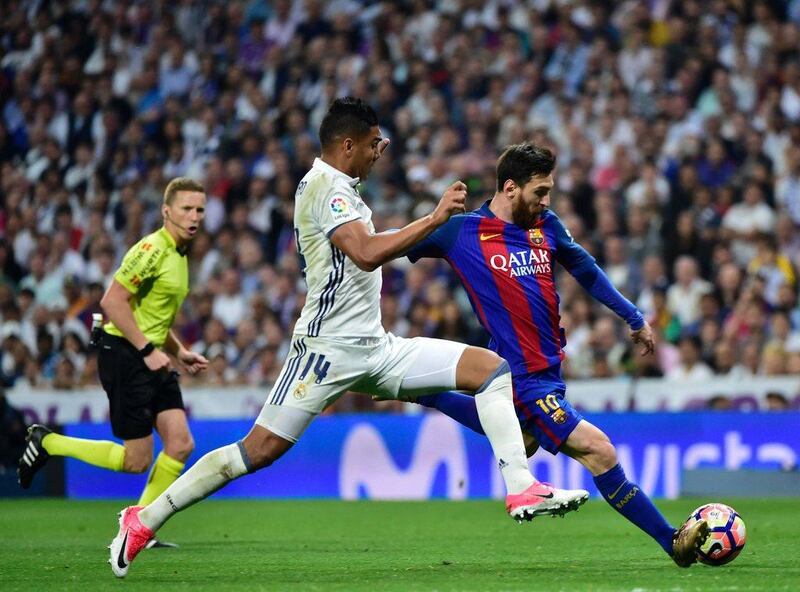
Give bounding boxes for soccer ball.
[685,503,746,566]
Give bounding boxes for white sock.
[139,442,250,531]
[474,369,535,495]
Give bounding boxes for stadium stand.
[1,0,799,410]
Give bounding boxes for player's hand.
[630,322,655,356]
[432,181,467,225]
[144,348,171,372]
[177,349,210,375]
[377,138,390,157]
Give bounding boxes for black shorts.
[98,332,185,440]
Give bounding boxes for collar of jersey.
[313,157,360,187]
[479,199,496,218]
[158,226,188,256]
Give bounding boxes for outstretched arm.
[550,214,654,355]
[331,181,467,271]
[570,263,655,355]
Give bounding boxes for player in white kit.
[108,98,588,577]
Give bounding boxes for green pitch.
[0,498,797,591]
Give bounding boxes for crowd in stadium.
[1,0,800,398]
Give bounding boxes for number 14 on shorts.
[292,353,331,400]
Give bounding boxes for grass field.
[1,498,798,591]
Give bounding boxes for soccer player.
[107,98,588,578]
[19,178,210,548]
[405,144,709,567]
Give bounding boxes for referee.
[19,178,209,536]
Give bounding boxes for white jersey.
[292,158,384,338]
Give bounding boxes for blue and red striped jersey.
[407,201,643,377]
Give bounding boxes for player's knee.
[587,438,617,472]
[483,351,506,377]
[242,430,292,471]
[458,347,507,391]
[123,451,153,474]
[166,435,195,462]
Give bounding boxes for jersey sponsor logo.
[119,244,163,285]
[489,248,551,278]
[479,232,502,241]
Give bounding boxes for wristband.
[139,342,155,358]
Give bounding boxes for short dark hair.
[319,97,378,148]
[496,143,556,191]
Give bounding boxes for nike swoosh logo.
[539,492,554,499]
[117,531,129,569]
[480,233,502,241]
[608,482,626,500]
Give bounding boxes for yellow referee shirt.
[104,227,189,347]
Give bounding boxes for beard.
[511,199,543,228]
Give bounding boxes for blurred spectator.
[666,335,714,381]
[666,256,713,327]
[765,391,790,411]
[706,394,733,410]
[721,182,776,266]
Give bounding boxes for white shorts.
[255,333,467,442]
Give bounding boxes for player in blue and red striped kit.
[406,144,709,567]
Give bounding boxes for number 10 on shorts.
[535,393,561,414]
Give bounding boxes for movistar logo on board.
[489,248,551,278]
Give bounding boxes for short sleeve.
[114,238,166,293]
[316,190,363,237]
[407,216,465,262]
[547,212,595,272]
[407,233,444,262]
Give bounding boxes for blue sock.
[416,391,485,435]
[593,464,676,555]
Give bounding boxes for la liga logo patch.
[330,196,349,214]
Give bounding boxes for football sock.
[139,442,251,532]
[416,391,485,435]
[137,452,186,506]
[593,463,676,554]
[473,364,535,495]
[42,433,125,471]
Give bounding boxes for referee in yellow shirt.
[19,178,210,532]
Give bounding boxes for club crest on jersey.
[529,228,544,246]
[489,247,551,278]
